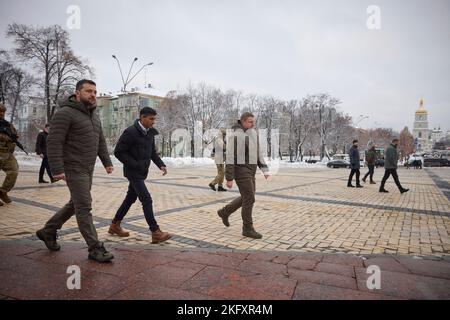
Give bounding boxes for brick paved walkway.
[1,239,449,300]
[1,164,450,299]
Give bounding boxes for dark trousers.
[114,179,159,232]
[222,176,256,228]
[348,169,360,185]
[43,171,100,251]
[39,155,53,181]
[363,165,375,182]
[380,169,403,191]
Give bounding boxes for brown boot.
[0,200,3,206]
[108,220,130,237]
[151,228,172,244]
[0,192,11,204]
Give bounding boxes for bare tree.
[7,23,92,121]
[0,51,35,122]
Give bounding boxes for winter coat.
[47,95,112,175]
[365,149,377,166]
[348,145,360,169]
[35,131,49,156]
[225,121,269,181]
[114,119,165,180]
[384,144,398,169]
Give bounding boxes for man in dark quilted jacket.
[36,80,115,263]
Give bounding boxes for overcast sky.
[1,0,449,131]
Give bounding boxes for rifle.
[0,119,29,155]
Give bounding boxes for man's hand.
[226,180,233,189]
[38,154,44,159]
[160,166,168,176]
[54,173,66,181]
[105,166,114,174]
[264,173,271,180]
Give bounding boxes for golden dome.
[416,98,427,114]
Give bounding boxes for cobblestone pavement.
[1,164,450,258]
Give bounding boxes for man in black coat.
[35,124,55,183]
[347,139,363,188]
[110,107,172,244]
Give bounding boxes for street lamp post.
[112,55,153,92]
[354,115,369,128]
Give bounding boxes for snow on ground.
[14,152,329,169]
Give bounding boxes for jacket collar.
[133,119,159,136]
[62,95,95,115]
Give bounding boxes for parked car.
[424,158,450,167]
[327,159,350,169]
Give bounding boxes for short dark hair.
[240,112,254,122]
[76,79,96,91]
[353,139,358,144]
[44,123,50,128]
[392,138,399,143]
[140,107,157,117]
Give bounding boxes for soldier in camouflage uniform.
[0,103,19,206]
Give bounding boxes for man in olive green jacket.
[217,112,270,239]
[379,138,409,194]
[36,80,115,263]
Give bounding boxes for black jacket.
[35,131,49,156]
[114,119,165,180]
[349,145,360,169]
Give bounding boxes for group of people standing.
[347,139,409,194]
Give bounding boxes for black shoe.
[379,189,389,193]
[50,178,57,183]
[400,188,409,194]
[88,243,114,263]
[242,227,263,239]
[39,180,49,184]
[36,229,61,251]
[362,178,366,183]
[347,184,355,188]
[217,208,230,227]
[208,183,216,191]
[370,181,376,184]
[356,185,363,188]
[217,185,227,192]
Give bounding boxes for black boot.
[208,183,216,191]
[39,179,49,183]
[217,185,227,192]
[347,183,355,188]
[242,225,262,239]
[88,243,114,263]
[379,189,389,193]
[217,208,230,227]
[36,229,61,251]
[400,188,409,194]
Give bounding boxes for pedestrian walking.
[362,145,377,184]
[347,139,363,188]
[379,138,409,194]
[36,80,115,263]
[0,103,19,206]
[35,123,56,183]
[209,129,227,192]
[217,112,270,239]
[109,107,172,244]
